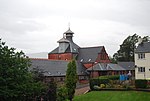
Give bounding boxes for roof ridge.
[79,46,104,49]
[30,58,49,60]
[30,58,70,62]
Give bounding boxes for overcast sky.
[0,0,150,57]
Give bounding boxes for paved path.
[75,85,90,96]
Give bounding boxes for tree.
[113,34,149,62]
[46,81,57,101]
[0,39,46,100]
[65,60,77,101]
[57,86,67,101]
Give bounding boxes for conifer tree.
[65,60,77,101]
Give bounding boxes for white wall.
[135,53,150,79]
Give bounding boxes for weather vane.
[68,22,70,29]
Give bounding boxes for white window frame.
[138,67,145,72]
[138,53,145,59]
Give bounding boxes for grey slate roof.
[64,28,74,34]
[49,47,59,54]
[77,46,103,63]
[30,59,86,76]
[69,42,80,53]
[57,37,70,43]
[118,62,135,70]
[135,42,150,53]
[49,39,80,54]
[87,63,126,71]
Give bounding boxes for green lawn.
[74,91,150,101]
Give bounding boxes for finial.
[63,33,65,38]
[68,22,70,29]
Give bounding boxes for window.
[60,77,64,81]
[80,59,83,62]
[138,67,145,72]
[88,59,91,62]
[138,53,145,59]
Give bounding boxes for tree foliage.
[0,39,46,100]
[46,81,57,101]
[65,60,77,101]
[113,34,149,62]
[57,86,67,101]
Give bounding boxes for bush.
[90,78,99,90]
[99,75,119,80]
[90,78,109,90]
[100,84,105,88]
[93,85,100,90]
[57,86,68,101]
[135,79,148,88]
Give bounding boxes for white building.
[135,42,150,79]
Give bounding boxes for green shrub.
[90,78,99,90]
[135,79,148,88]
[57,86,68,101]
[90,78,109,90]
[93,85,100,90]
[108,75,119,80]
[99,75,119,80]
[100,84,105,88]
[99,78,110,84]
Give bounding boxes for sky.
[0,0,150,58]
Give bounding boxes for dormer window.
[138,53,145,59]
[88,59,91,62]
[80,59,83,62]
[48,72,51,75]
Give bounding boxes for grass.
[73,91,150,101]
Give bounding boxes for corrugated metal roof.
[87,63,107,71]
[107,64,126,71]
[87,63,126,71]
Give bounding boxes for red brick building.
[48,28,111,78]
[30,28,134,83]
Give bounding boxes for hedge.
[90,75,120,90]
[99,75,119,80]
[90,78,109,90]
[135,79,148,88]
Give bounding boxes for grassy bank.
[74,91,150,101]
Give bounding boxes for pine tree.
[65,60,77,101]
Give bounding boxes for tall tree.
[65,60,77,101]
[113,34,149,62]
[0,39,46,100]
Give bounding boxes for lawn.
[73,91,150,101]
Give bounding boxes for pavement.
[75,84,90,96]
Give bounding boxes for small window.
[60,78,64,81]
[88,59,91,61]
[80,59,83,62]
[138,53,145,59]
[138,67,145,72]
